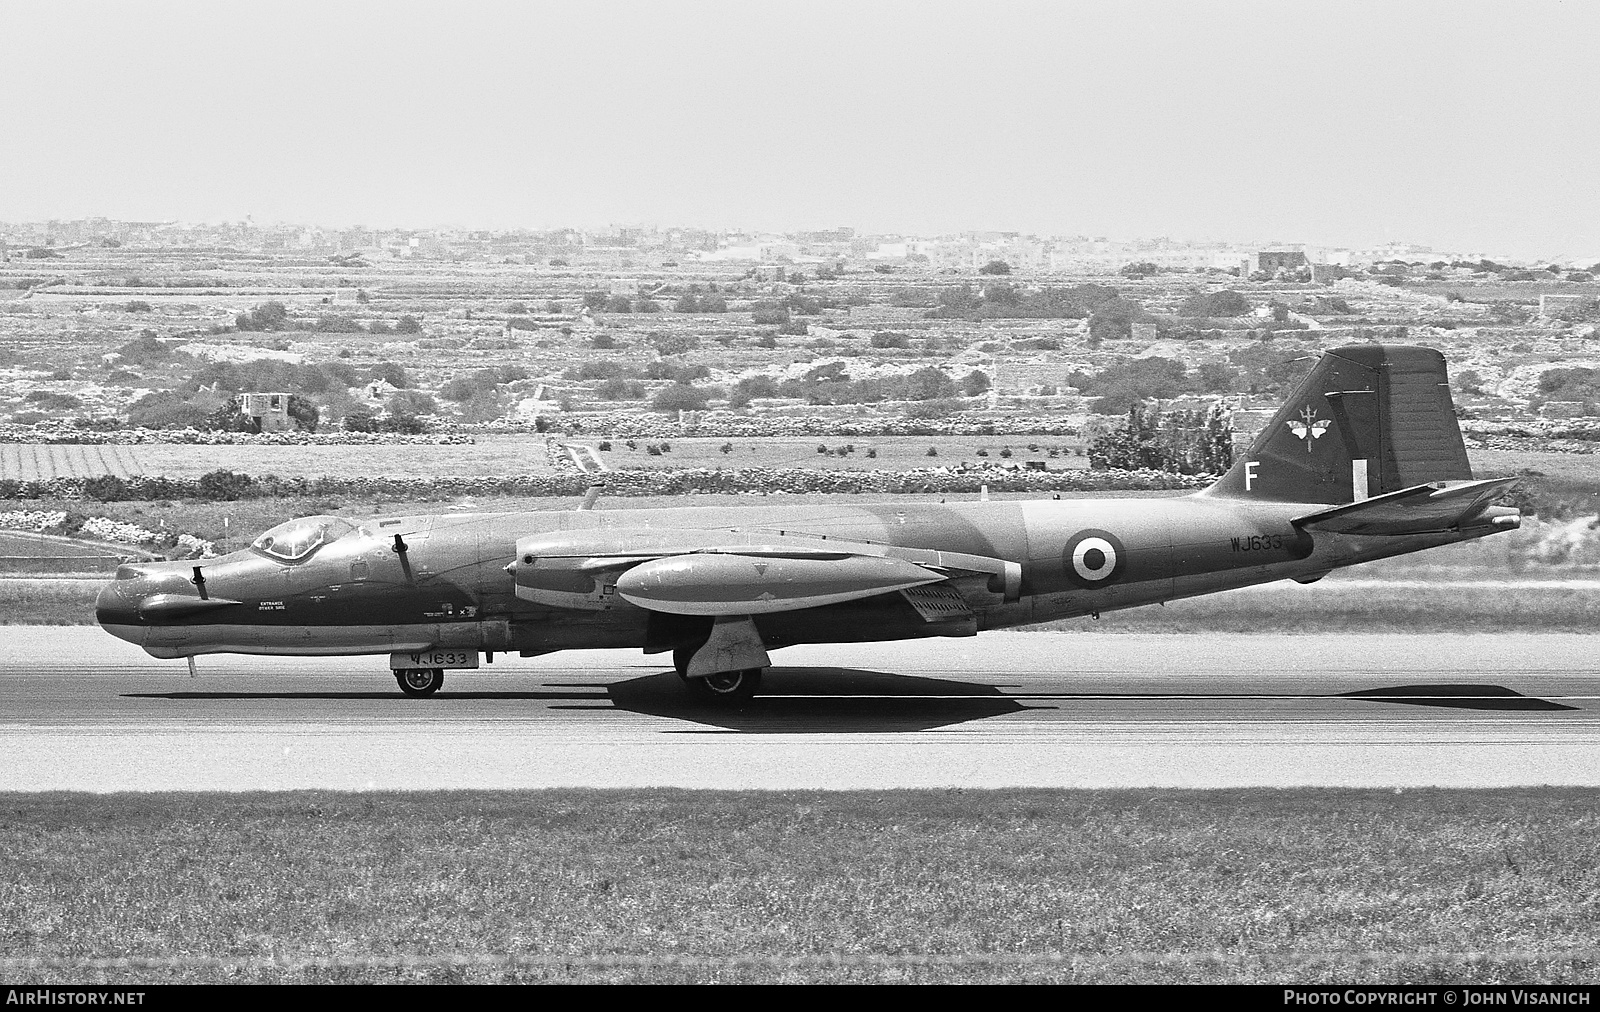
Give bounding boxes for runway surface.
[1,627,1597,791]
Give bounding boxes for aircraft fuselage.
[95,493,1509,661]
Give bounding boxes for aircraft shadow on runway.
[121,667,1040,733]
[123,675,1575,733]
[1339,684,1578,712]
[561,667,1040,733]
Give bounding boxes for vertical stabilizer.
[1206,345,1472,504]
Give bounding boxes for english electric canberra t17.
[96,345,1519,702]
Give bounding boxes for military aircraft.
[96,344,1520,703]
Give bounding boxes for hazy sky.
[1,0,1595,258]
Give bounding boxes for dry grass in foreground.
[1,788,1598,984]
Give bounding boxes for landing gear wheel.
[686,667,763,705]
[396,667,444,697]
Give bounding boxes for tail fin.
[1207,344,1472,504]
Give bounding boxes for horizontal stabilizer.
[1292,477,1517,536]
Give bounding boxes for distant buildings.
[1241,250,1310,276]
[1539,294,1597,317]
[238,393,294,432]
[0,216,1529,277]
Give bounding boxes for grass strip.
[1039,580,1600,634]
[2,788,1598,984]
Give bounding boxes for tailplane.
[1207,344,1473,504]
[1292,477,1518,536]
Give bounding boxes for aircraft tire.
[396,667,445,697]
[686,667,762,705]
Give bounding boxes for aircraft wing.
[508,526,1021,615]
[1291,477,1518,536]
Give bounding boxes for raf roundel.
[1062,529,1126,588]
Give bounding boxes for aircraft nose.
[95,566,148,643]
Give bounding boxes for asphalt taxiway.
[1,627,1596,791]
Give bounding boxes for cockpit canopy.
[251,515,358,562]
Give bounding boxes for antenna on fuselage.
[392,534,414,582]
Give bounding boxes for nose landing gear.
[396,667,445,697]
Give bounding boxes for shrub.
[25,391,81,410]
[368,362,409,388]
[566,361,637,382]
[1077,357,1190,414]
[84,475,130,502]
[1177,290,1250,317]
[651,383,709,413]
[596,377,646,400]
[733,375,780,400]
[906,366,956,400]
[116,334,174,365]
[386,390,437,417]
[751,303,789,326]
[342,406,379,432]
[650,333,698,357]
[646,361,709,384]
[196,469,258,501]
[891,288,937,308]
[904,398,962,419]
[234,301,289,331]
[313,314,363,333]
[439,377,479,402]
[127,390,224,430]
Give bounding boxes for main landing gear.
[673,646,763,705]
[396,667,445,697]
